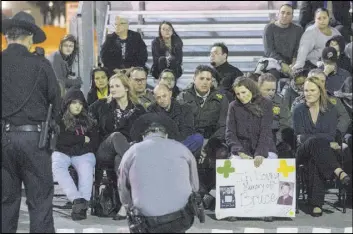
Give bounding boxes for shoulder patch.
[329,97,337,105]
[216,94,223,100]
[273,106,281,115]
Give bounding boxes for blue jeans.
[182,133,204,153]
[52,152,96,202]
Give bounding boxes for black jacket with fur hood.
[56,88,99,156]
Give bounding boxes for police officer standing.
[118,113,203,233]
[2,12,61,233]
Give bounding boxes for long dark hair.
[158,21,183,50]
[62,106,96,132]
[59,34,79,69]
[232,76,265,117]
[90,66,110,90]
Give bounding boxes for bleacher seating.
[103,6,300,90]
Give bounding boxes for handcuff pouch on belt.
[187,192,205,223]
[127,207,148,233]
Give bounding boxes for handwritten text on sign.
[215,159,296,219]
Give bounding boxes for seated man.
[282,68,308,111]
[129,67,155,110]
[263,3,304,80]
[325,35,352,76]
[100,16,148,76]
[257,73,293,157]
[177,65,229,209]
[320,47,351,94]
[158,69,181,98]
[210,42,243,101]
[148,84,204,154]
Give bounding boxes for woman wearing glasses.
[151,21,184,82]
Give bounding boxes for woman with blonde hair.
[89,73,145,220]
[292,76,350,217]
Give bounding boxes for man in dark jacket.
[210,42,243,101]
[321,47,351,94]
[177,65,229,208]
[325,35,352,76]
[177,65,229,142]
[148,84,204,154]
[100,16,148,76]
[2,12,61,233]
[299,1,352,42]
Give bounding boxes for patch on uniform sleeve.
[216,94,223,100]
[273,106,280,115]
[329,97,337,105]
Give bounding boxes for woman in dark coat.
[225,76,277,222]
[87,66,110,106]
[226,76,277,164]
[151,21,183,80]
[89,73,146,219]
[292,76,350,217]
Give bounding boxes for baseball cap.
[321,47,338,63]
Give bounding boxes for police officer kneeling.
[118,113,204,233]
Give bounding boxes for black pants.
[96,132,131,173]
[296,137,341,208]
[95,132,131,211]
[2,131,55,233]
[152,56,182,79]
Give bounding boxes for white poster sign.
[215,159,296,219]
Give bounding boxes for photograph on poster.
[277,182,294,206]
[220,186,236,209]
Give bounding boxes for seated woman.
[89,73,146,219]
[47,34,82,96]
[292,8,341,71]
[226,76,277,222]
[151,21,183,81]
[52,88,99,221]
[292,76,350,217]
[158,69,181,98]
[227,76,278,162]
[87,66,110,106]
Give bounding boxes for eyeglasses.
[132,78,147,84]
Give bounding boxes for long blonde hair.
[304,76,329,112]
[107,73,139,105]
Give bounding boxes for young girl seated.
[52,88,99,220]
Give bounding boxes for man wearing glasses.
[158,69,181,98]
[130,67,155,110]
[100,16,148,76]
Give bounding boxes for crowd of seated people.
[50,3,352,221]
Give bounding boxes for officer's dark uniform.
[2,12,61,233]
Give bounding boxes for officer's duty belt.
[5,124,41,132]
[144,206,191,227]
